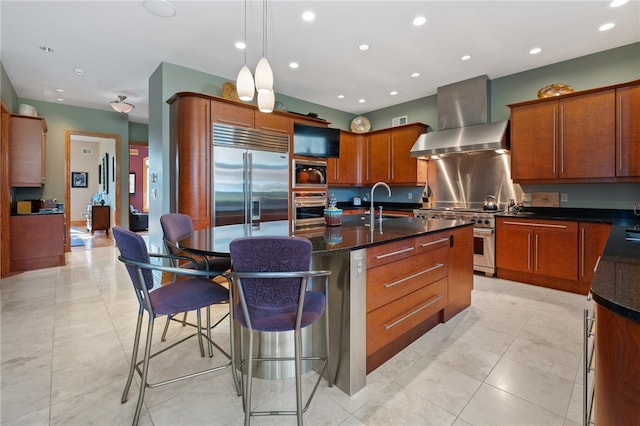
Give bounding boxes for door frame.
[65,130,121,252]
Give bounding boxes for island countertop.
[591,225,640,323]
[177,215,472,257]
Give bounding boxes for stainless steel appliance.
[292,159,328,189]
[292,191,327,230]
[414,207,497,276]
[212,124,290,226]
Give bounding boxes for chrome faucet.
[370,181,391,228]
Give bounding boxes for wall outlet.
[408,193,412,200]
[522,193,531,202]
[561,193,569,202]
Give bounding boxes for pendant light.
[236,0,254,101]
[254,0,273,94]
[258,90,274,113]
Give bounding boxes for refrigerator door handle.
[251,196,260,221]
[243,152,251,223]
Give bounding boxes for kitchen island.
[589,225,640,425]
[179,215,473,395]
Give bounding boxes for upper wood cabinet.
[616,84,640,177]
[210,101,254,128]
[330,123,428,186]
[9,114,47,187]
[509,80,639,183]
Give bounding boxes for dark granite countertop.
[336,202,420,213]
[591,225,640,323]
[178,215,471,257]
[497,207,640,227]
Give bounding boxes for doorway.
[65,131,120,251]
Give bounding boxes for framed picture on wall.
[71,172,88,188]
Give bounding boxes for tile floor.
[1,246,591,425]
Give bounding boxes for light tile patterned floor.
[1,246,591,425]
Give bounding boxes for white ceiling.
[2,1,639,124]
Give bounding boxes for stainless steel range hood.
[411,75,509,157]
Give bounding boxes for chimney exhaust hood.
[410,75,509,157]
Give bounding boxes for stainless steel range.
[414,208,498,276]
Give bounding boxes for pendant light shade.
[254,57,273,94]
[258,90,274,113]
[236,65,255,101]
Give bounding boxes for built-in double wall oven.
[292,158,328,230]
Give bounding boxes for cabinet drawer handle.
[502,221,568,229]
[375,246,414,259]
[420,237,449,247]
[619,95,623,172]
[384,263,445,288]
[384,295,444,330]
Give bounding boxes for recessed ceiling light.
[461,55,472,61]
[413,16,426,26]
[289,62,299,69]
[358,44,370,51]
[56,88,64,92]
[411,72,420,78]
[358,99,366,103]
[39,46,54,53]
[610,0,628,7]
[390,91,398,96]
[73,68,85,76]
[56,98,64,102]
[529,47,542,55]
[337,95,345,99]
[302,11,315,21]
[235,41,246,50]
[143,0,176,17]
[599,22,615,31]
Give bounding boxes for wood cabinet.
[327,131,366,185]
[616,84,640,177]
[579,222,611,284]
[9,114,47,187]
[510,90,615,181]
[365,225,473,372]
[10,214,65,271]
[496,217,581,292]
[168,92,329,229]
[89,205,111,235]
[509,80,639,183]
[329,123,428,186]
[594,301,640,425]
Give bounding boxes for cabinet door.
[579,222,611,283]
[390,125,428,185]
[496,220,533,272]
[328,131,361,185]
[171,96,212,230]
[534,222,578,280]
[616,84,640,177]
[255,112,291,137]
[368,131,391,182]
[510,102,557,180]
[211,101,254,128]
[559,90,615,179]
[9,115,47,187]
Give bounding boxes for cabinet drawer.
[367,238,415,269]
[367,247,448,312]
[414,232,450,254]
[497,217,578,232]
[367,277,448,356]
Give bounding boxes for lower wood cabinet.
[496,217,611,294]
[89,205,111,235]
[365,225,473,372]
[10,214,65,271]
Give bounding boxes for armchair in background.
[129,205,148,232]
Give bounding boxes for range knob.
[484,219,491,225]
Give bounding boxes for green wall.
[0,61,18,112]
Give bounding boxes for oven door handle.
[473,228,495,234]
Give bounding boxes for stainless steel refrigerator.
[212,124,290,226]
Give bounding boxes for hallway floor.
[1,246,590,425]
